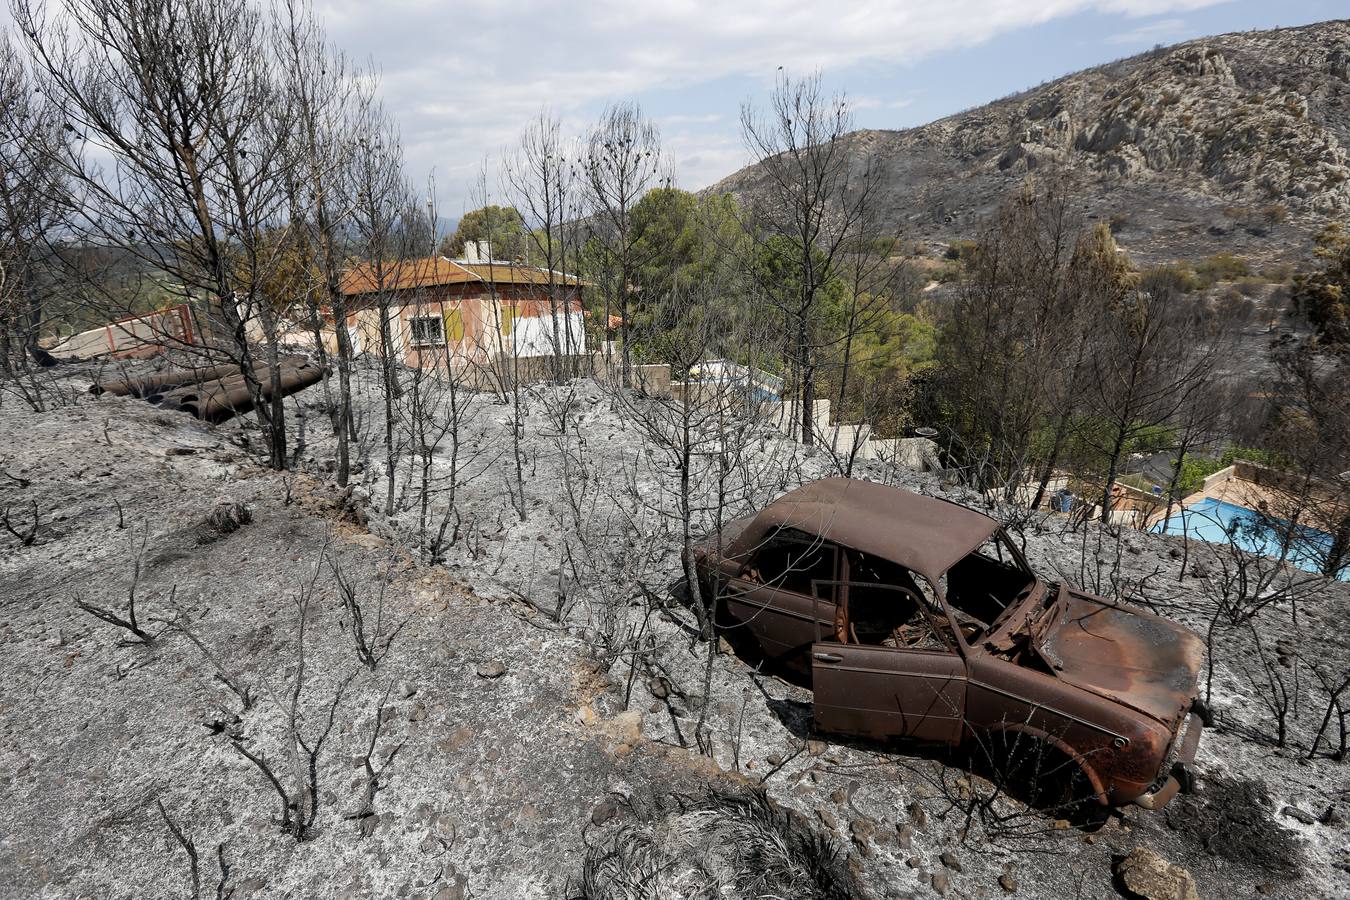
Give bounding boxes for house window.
[408,315,445,346]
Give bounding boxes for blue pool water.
[1153,497,1345,580]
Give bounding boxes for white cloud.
[310,0,1235,208]
[1106,16,1188,43]
[3,1,1233,211]
[851,96,917,112]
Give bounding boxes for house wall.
[344,283,584,369]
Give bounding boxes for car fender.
[988,721,1109,804]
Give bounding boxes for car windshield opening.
[944,530,1036,638]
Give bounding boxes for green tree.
[1292,224,1350,348]
[1267,224,1350,576]
[437,205,528,260]
[626,189,749,346]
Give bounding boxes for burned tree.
[739,73,880,447]
[583,102,665,383]
[0,32,71,408]
[502,113,586,379]
[276,0,375,485]
[14,0,299,466]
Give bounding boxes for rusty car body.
[695,478,1206,810]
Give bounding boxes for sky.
[5,0,1344,220]
[308,0,1343,218]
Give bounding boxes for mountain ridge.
[710,20,1350,264]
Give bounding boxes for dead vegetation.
[578,787,861,900]
[73,529,161,646]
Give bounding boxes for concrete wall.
[50,305,197,360]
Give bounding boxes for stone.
[1281,805,1316,825]
[591,797,621,825]
[408,702,427,722]
[907,800,928,831]
[807,739,828,756]
[443,726,473,751]
[1319,806,1343,826]
[999,873,1018,893]
[1114,847,1199,900]
[816,808,839,831]
[931,870,950,895]
[476,660,507,679]
[896,824,913,849]
[646,676,670,699]
[398,681,416,699]
[939,851,962,872]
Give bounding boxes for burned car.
[696,478,1206,810]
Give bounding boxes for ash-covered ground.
[2,360,1348,899]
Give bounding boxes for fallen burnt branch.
[2,499,39,546]
[75,532,161,646]
[156,799,200,899]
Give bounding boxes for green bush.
[1148,263,1203,293]
[1261,203,1289,224]
[1172,453,1227,496]
[1219,445,1289,469]
[1194,253,1251,285]
[944,239,978,261]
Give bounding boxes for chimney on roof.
[464,240,490,263]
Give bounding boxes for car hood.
[1034,590,1204,726]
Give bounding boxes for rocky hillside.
[712,20,1350,265]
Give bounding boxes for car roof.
[744,478,1001,581]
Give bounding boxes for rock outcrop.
[709,20,1350,264]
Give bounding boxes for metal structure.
[696,477,1206,811]
[91,356,324,424]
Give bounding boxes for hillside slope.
[711,20,1350,264]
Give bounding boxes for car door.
[811,602,968,744]
[721,528,839,666]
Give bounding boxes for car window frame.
[744,525,842,604]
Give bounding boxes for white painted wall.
[506,311,586,358]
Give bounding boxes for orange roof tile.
[340,257,583,296]
[338,257,476,296]
[453,262,583,287]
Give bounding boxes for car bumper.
[1133,711,1204,811]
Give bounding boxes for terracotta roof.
[453,262,582,287]
[339,257,582,296]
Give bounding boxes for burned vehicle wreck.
[696,478,1206,811]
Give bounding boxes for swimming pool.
[1152,497,1345,580]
